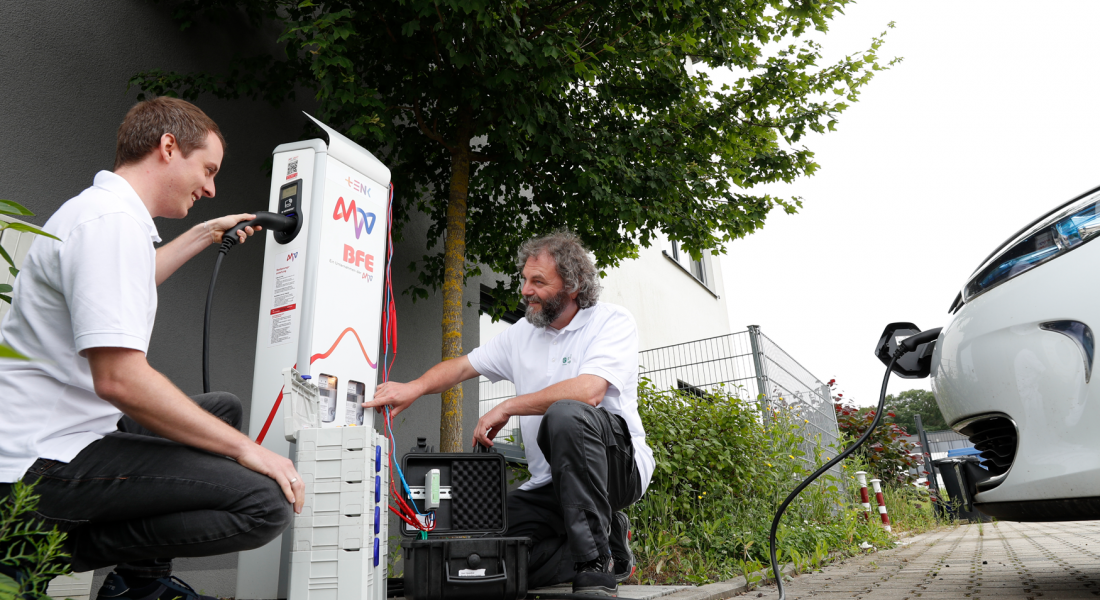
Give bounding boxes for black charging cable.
[202,212,298,394]
[768,327,941,599]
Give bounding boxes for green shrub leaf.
[4,222,59,241]
[0,572,19,600]
[0,199,34,217]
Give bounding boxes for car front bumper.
[932,238,1100,506]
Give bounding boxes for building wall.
[599,233,732,350]
[1,2,479,596]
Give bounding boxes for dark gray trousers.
[2,392,292,576]
[504,400,642,589]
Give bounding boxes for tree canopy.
[134,0,895,449]
[885,389,948,433]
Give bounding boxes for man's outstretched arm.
[363,355,481,417]
[86,346,305,513]
[154,214,260,285]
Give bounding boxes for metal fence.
[638,325,843,476]
[478,325,843,474]
[478,379,522,442]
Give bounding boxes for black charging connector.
[219,211,298,254]
[203,211,299,394]
[768,326,941,600]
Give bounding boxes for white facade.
[599,233,731,350]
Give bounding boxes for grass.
[881,483,946,536]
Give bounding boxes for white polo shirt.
[0,171,160,483]
[468,302,655,492]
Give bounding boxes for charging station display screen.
[318,374,338,423]
[281,185,297,200]
[346,381,365,426]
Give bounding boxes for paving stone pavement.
[742,520,1100,600]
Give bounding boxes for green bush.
[627,381,893,585]
[833,399,921,486]
[0,481,70,600]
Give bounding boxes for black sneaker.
[609,511,634,583]
[572,554,617,597]
[96,572,218,600]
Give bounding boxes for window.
[669,241,707,286]
[479,284,525,324]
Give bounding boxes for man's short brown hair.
[114,97,226,169]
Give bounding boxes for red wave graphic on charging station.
[255,327,377,444]
[333,197,376,239]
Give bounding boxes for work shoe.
[572,554,617,597]
[609,511,634,583]
[96,572,218,600]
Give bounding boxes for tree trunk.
[439,134,471,452]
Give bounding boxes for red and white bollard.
[869,478,892,532]
[855,471,871,521]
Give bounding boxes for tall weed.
[627,382,893,585]
[0,481,70,600]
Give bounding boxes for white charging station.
[235,114,392,600]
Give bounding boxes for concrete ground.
[743,520,1100,600]
[525,520,1100,600]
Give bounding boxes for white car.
[930,187,1100,521]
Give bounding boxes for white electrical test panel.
[290,427,389,600]
[237,114,393,600]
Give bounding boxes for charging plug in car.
[874,322,943,378]
[204,211,300,393]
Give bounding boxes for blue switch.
[375,446,381,472]
[375,475,381,503]
[373,538,380,566]
[374,506,380,534]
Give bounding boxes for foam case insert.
[399,451,508,536]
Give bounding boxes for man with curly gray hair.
[368,230,654,596]
[513,231,603,327]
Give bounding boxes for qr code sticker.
[286,157,299,179]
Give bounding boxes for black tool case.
[400,449,530,600]
[403,537,530,600]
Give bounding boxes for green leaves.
[0,246,13,272]
[627,380,894,584]
[0,572,18,600]
[0,200,33,218]
[0,198,63,308]
[134,0,892,306]
[885,389,948,432]
[3,222,58,241]
[0,480,70,596]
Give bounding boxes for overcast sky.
[716,1,1100,406]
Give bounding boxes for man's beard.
[524,288,570,329]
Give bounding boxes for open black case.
[400,446,530,600]
[399,450,509,536]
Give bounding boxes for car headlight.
[964,188,1100,302]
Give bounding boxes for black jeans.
[504,400,642,589]
[0,392,292,576]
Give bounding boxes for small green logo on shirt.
[562,354,572,365]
